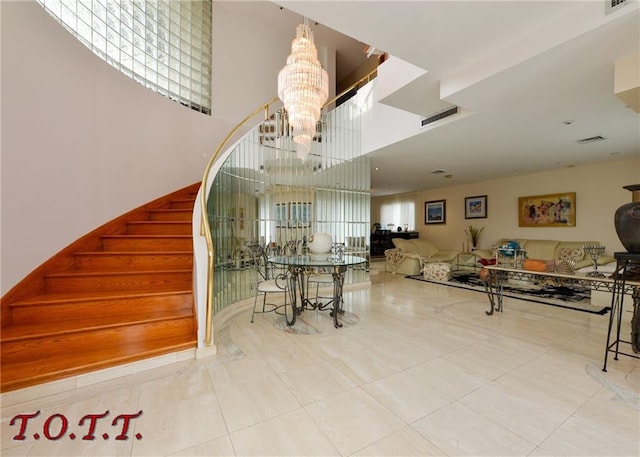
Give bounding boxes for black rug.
[406,271,610,315]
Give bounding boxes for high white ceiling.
[271,1,639,196]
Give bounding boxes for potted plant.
[465,225,484,250]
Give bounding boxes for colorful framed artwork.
[518,192,576,227]
[465,195,487,219]
[425,199,446,224]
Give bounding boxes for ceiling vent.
[431,169,447,174]
[605,0,629,15]
[577,135,606,144]
[421,106,459,127]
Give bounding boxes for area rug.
[406,271,610,315]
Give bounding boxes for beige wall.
[372,157,640,256]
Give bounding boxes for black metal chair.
[282,239,301,256]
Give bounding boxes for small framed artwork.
[425,200,446,224]
[289,202,312,227]
[518,192,576,227]
[465,195,487,219]
[299,202,311,227]
[275,204,287,227]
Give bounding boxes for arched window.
[37,0,212,114]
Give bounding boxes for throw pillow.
[478,258,497,266]
[558,247,584,264]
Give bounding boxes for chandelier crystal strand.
[278,20,329,160]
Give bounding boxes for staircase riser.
[1,341,195,392]
[169,201,195,209]
[149,211,192,221]
[45,273,192,294]
[75,253,192,271]
[1,318,195,364]
[11,294,193,325]
[126,223,191,235]
[102,237,192,251]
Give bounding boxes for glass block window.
[37,0,212,114]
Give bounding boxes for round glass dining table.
[268,254,367,328]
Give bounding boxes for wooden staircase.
[1,183,200,392]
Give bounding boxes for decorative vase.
[614,184,640,254]
[307,233,332,254]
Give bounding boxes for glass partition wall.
[208,98,370,314]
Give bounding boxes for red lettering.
[111,410,143,441]
[78,410,109,440]
[43,414,68,440]
[9,411,40,440]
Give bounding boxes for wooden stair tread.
[151,208,192,211]
[45,268,191,279]
[74,250,192,256]
[101,234,192,239]
[1,311,194,341]
[127,221,191,224]
[1,340,196,391]
[11,289,192,306]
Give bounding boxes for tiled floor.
[2,263,639,456]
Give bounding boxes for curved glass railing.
[199,70,376,345]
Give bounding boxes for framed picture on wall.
[518,192,576,227]
[299,202,311,227]
[275,204,287,227]
[425,200,446,224]
[289,202,312,227]
[465,195,487,219]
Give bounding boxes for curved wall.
[1,1,334,294]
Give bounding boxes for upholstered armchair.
[385,238,459,275]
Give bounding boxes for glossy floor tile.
[2,262,639,456]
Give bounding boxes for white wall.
[211,3,337,123]
[372,157,640,256]
[0,1,314,294]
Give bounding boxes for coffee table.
[453,252,479,271]
[482,260,640,372]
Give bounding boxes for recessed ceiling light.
[562,120,574,125]
[375,167,380,171]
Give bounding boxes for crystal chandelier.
[278,19,329,160]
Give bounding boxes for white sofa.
[385,238,459,275]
